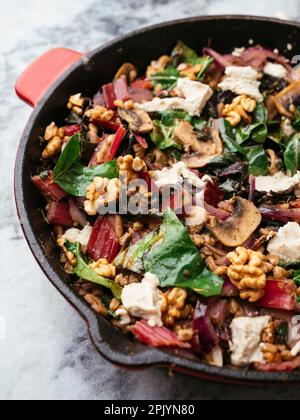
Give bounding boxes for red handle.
[15,48,84,107]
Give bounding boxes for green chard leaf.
[151,120,182,150]
[219,119,246,156]
[150,67,180,90]
[114,231,157,275]
[245,145,269,176]
[267,123,283,145]
[54,134,81,179]
[284,134,300,174]
[293,269,300,286]
[151,112,208,152]
[192,118,207,132]
[55,160,119,197]
[144,209,224,296]
[115,209,224,297]
[235,103,268,145]
[65,242,121,299]
[251,124,268,144]
[159,110,207,131]
[235,124,254,145]
[170,41,213,79]
[276,322,289,345]
[171,41,199,65]
[153,42,212,90]
[160,110,191,126]
[253,102,268,125]
[53,135,119,196]
[197,56,214,80]
[219,117,269,176]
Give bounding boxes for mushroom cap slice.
[174,121,203,153]
[183,153,218,169]
[274,80,300,118]
[114,63,138,82]
[118,108,154,134]
[183,127,223,168]
[210,197,262,247]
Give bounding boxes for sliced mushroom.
[265,95,278,121]
[114,63,138,83]
[183,127,223,168]
[118,108,154,134]
[183,154,217,168]
[274,80,300,118]
[210,197,262,247]
[185,206,208,228]
[174,121,204,153]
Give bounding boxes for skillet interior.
[15,15,300,383]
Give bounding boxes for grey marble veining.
[1,0,300,401]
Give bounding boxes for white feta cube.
[121,272,163,327]
[230,316,270,367]
[267,222,300,264]
[176,78,213,116]
[62,226,92,247]
[264,62,287,79]
[150,162,207,191]
[219,66,263,101]
[138,97,187,114]
[137,78,213,117]
[225,66,258,80]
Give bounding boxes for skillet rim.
[14,14,300,384]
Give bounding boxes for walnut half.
[223,95,257,127]
[227,247,273,302]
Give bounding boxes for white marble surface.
[1,0,300,401]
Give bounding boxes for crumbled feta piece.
[150,163,185,189]
[291,341,300,357]
[150,162,209,213]
[225,66,258,80]
[176,78,213,116]
[230,316,270,367]
[62,226,92,247]
[138,78,213,116]
[218,66,263,101]
[264,62,287,79]
[150,162,206,191]
[255,172,300,194]
[121,272,163,327]
[138,97,187,114]
[267,222,300,264]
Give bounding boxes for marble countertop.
[1,0,300,401]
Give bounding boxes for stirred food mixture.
[32,41,300,372]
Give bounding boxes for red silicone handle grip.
[15,48,84,107]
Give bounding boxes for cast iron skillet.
[14,15,300,384]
